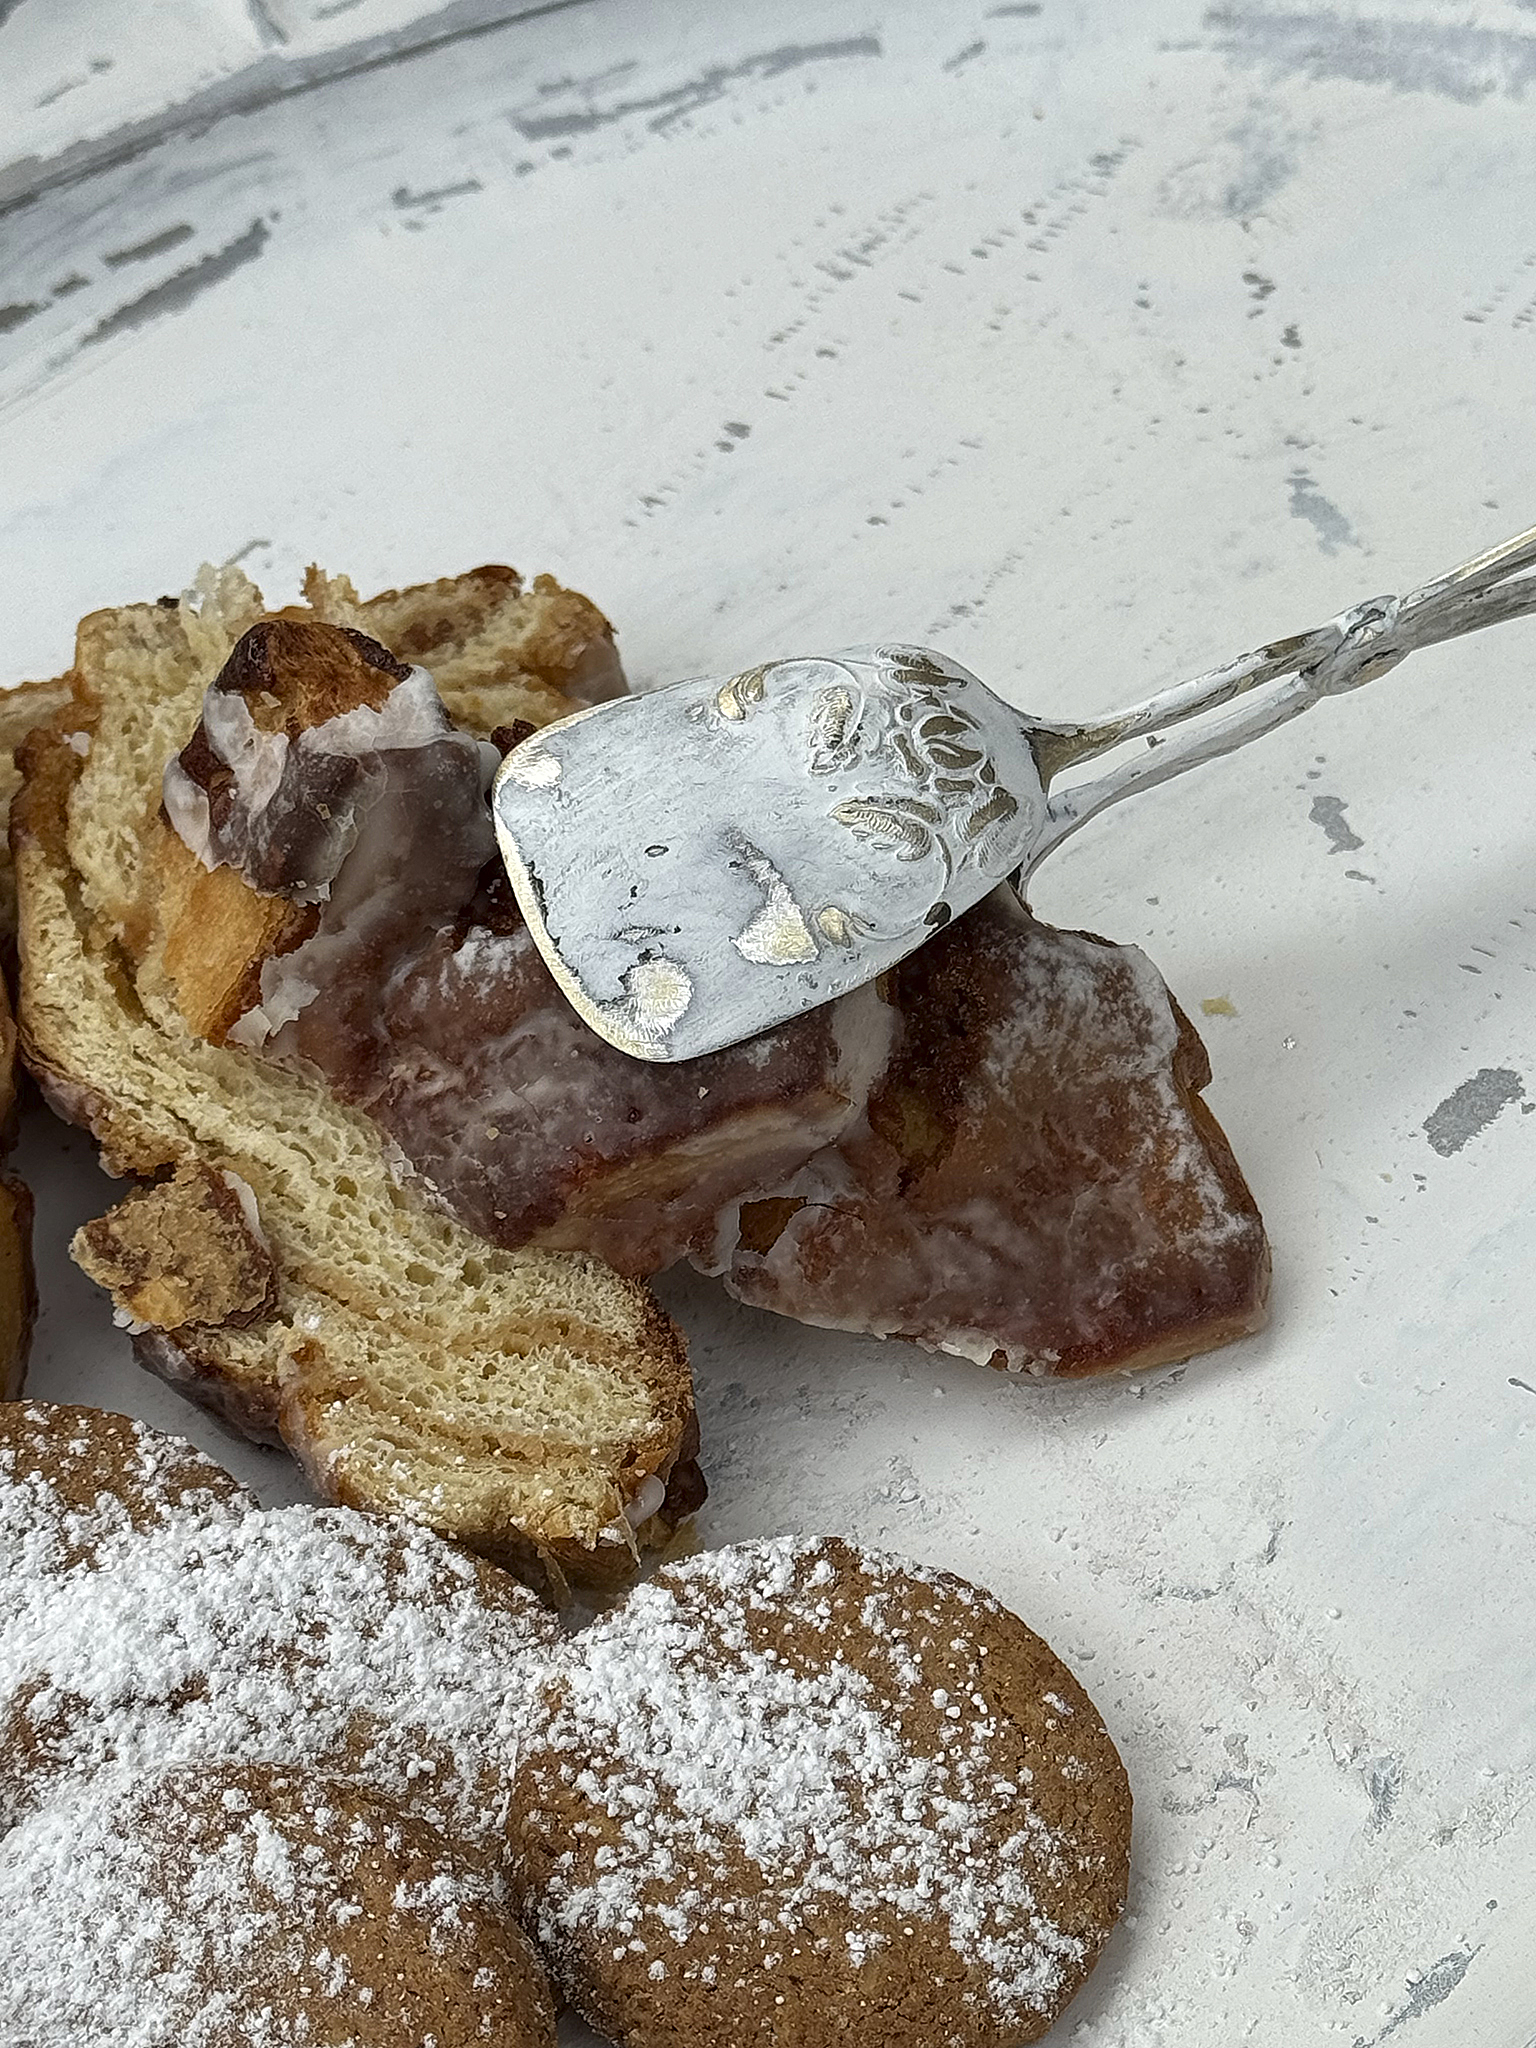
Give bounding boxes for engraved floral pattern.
[701,646,1031,971]
[819,646,1022,882]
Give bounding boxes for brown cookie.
[0,1399,255,1580]
[0,1762,556,2046]
[0,1491,559,1852]
[515,1536,1132,2047]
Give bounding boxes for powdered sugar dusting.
[524,1536,1125,2033]
[0,1405,254,1589]
[0,1491,557,1849]
[0,1765,535,2047]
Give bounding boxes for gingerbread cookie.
[0,1487,559,1849]
[0,1400,255,1581]
[0,1762,557,2046]
[514,1536,1131,2047]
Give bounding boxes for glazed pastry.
[13,567,698,1594]
[710,886,1269,1376]
[140,592,1264,1375]
[18,560,1267,1596]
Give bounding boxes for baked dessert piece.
[13,564,699,1594]
[0,682,62,1400]
[146,596,1264,1376]
[0,1472,558,1847]
[0,1399,255,1579]
[153,611,891,1280]
[0,1762,557,2048]
[0,978,35,1399]
[142,597,1264,1385]
[707,888,1271,1376]
[514,1536,1131,2048]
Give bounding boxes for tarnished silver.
[493,521,1536,1061]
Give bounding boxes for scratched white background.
[4,3,1536,2042]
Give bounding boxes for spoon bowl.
[493,521,1536,1062]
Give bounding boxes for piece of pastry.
[0,682,63,1402]
[143,588,1265,1373]
[126,578,1266,1374]
[0,1403,558,1847]
[17,557,1269,1602]
[513,1536,1131,2048]
[0,1762,557,2048]
[154,621,891,1280]
[13,565,699,1594]
[707,887,1271,1376]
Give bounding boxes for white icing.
[224,966,320,1049]
[218,1168,267,1249]
[300,665,444,756]
[202,687,290,820]
[621,1474,667,1529]
[161,758,214,867]
[716,901,1264,1366]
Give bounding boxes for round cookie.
[0,1499,560,1848]
[0,1761,557,2046]
[0,1400,255,1580]
[515,1536,1131,2048]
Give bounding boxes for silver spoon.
[492,521,1536,1062]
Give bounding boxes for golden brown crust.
[158,825,318,1044]
[129,1327,287,1442]
[13,710,181,1184]
[73,1163,279,1332]
[204,617,404,734]
[0,675,76,948]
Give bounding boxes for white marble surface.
[4,3,1536,2042]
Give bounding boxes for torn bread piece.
[73,1163,278,1334]
[705,888,1270,1376]
[13,565,697,1596]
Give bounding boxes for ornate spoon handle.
[1027,520,1536,871]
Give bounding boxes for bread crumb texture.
[11,565,692,1591]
